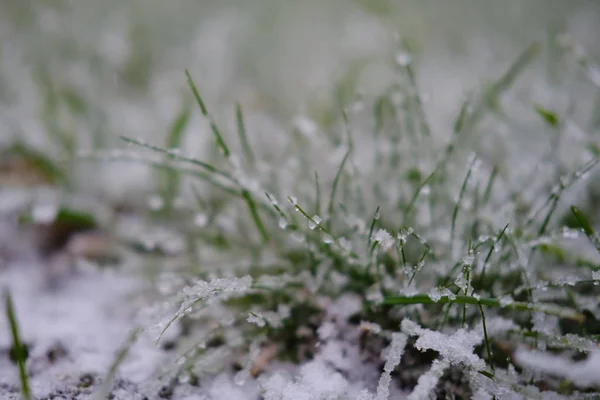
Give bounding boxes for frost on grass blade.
[374,332,408,400]
[401,319,486,370]
[372,228,395,252]
[156,276,252,344]
[428,287,456,302]
[408,359,450,400]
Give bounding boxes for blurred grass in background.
[0,0,599,200]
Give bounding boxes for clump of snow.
[514,348,600,388]
[261,360,354,400]
[401,319,485,370]
[372,229,395,252]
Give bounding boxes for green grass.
[4,290,31,400]
[3,7,600,397]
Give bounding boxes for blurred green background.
[1,0,599,200]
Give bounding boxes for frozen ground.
[0,229,399,399]
[2,2,600,399]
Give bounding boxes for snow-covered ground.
[0,256,404,399]
[2,2,600,399]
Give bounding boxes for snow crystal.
[499,295,514,307]
[174,276,252,324]
[193,213,209,228]
[372,229,394,251]
[401,319,485,370]
[359,321,382,335]
[308,215,322,230]
[247,312,266,327]
[428,287,456,302]
[463,251,475,266]
[147,194,164,210]
[31,203,58,224]
[278,218,289,230]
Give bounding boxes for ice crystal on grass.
[428,287,456,302]
[372,229,394,252]
[408,359,450,400]
[401,319,485,370]
[375,332,408,400]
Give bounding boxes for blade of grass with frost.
[235,103,255,167]
[82,151,242,197]
[242,189,269,243]
[185,69,230,157]
[120,136,238,184]
[382,294,584,321]
[289,197,359,260]
[4,290,31,400]
[94,328,140,400]
[477,223,509,284]
[341,108,354,152]
[313,171,321,216]
[405,166,438,219]
[162,99,191,212]
[366,205,380,253]
[451,155,477,251]
[326,149,350,229]
[407,246,429,286]
[482,166,498,205]
[532,157,599,236]
[396,42,431,138]
[478,302,495,375]
[463,43,540,133]
[570,206,600,255]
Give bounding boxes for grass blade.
[534,157,599,235]
[405,167,438,218]
[4,290,31,400]
[163,99,192,212]
[235,103,255,166]
[478,302,495,375]
[366,206,380,252]
[451,155,477,251]
[326,149,351,227]
[382,294,584,321]
[478,223,509,282]
[185,69,230,157]
[120,136,237,184]
[571,206,600,255]
[314,171,321,216]
[94,328,141,400]
[242,189,269,243]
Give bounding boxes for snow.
[514,348,600,388]
[0,261,165,399]
[401,319,485,370]
[372,229,395,252]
